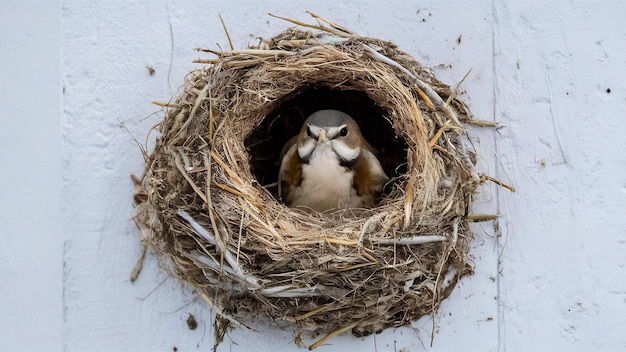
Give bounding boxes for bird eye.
[340,127,348,137]
[306,126,312,137]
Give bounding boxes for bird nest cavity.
[133,15,503,350]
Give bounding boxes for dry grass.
[133,15,498,349]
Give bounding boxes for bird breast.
[291,143,363,211]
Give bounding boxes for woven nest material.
[133,16,499,349]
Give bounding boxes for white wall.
[1,1,64,351]
[1,1,624,351]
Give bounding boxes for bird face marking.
[298,118,360,166]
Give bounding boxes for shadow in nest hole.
[245,87,408,203]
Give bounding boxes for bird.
[278,109,389,212]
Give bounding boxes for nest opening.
[245,86,407,201]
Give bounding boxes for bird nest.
[133,14,501,350]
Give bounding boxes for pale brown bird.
[278,109,389,212]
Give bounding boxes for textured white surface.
[1,1,624,351]
[0,1,64,351]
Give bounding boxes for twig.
[178,210,261,289]
[259,285,320,298]
[218,13,234,51]
[152,101,183,108]
[309,321,361,350]
[306,11,353,35]
[294,305,331,321]
[198,151,222,270]
[466,213,499,222]
[129,242,148,282]
[445,68,472,105]
[231,48,298,56]
[212,181,246,197]
[481,174,516,193]
[432,144,449,154]
[371,235,447,245]
[428,120,461,148]
[173,151,208,203]
[337,262,377,272]
[357,212,387,247]
[416,87,435,109]
[190,81,211,120]
[403,179,414,230]
[465,119,498,127]
[197,291,257,331]
[193,59,220,65]
[430,218,459,346]
[268,13,353,38]
[194,47,222,55]
[362,45,463,126]
[324,238,358,246]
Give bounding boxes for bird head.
[296,110,365,165]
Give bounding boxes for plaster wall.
[1,1,624,351]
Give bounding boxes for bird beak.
[319,132,328,142]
